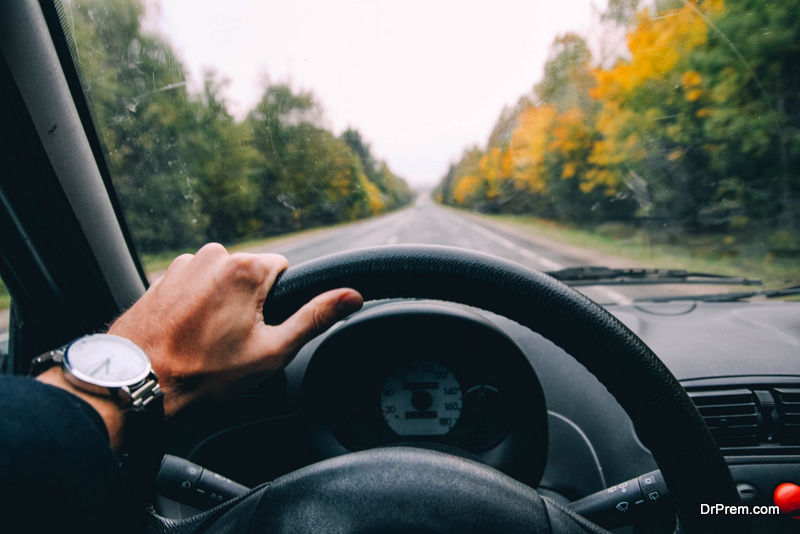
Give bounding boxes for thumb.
[267,288,363,358]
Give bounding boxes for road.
[250,194,651,305]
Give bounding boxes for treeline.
[436,0,798,237]
[68,0,413,254]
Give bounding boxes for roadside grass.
[481,213,800,292]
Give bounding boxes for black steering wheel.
[153,245,745,533]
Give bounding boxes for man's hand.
[108,243,363,418]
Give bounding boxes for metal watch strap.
[29,344,163,411]
[125,373,162,410]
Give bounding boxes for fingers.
[227,252,289,292]
[162,244,288,293]
[266,288,363,358]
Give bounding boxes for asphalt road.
[255,194,642,305]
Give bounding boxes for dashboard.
[161,298,800,531]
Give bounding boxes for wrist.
[37,366,126,451]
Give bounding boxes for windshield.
[59,0,798,305]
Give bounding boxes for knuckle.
[198,242,227,257]
[169,253,194,269]
[226,253,258,281]
[275,254,290,269]
[263,253,289,272]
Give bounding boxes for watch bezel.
[62,334,153,394]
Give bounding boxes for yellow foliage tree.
[588,0,723,213]
[510,105,558,194]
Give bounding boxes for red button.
[774,483,800,518]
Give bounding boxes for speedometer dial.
[380,360,462,436]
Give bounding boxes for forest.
[436,0,798,253]
[65,0,414,254]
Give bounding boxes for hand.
[108,243,363,418]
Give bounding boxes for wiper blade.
[545,266,762,287]
[639,286,800,303]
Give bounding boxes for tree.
[588,0,726,227]
[68,0,213,252]
[535,34,598,116]
[690,0,799,229]
[182,71,262,243]
[68,0,412,252]
[341,128,414,211]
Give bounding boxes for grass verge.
[482,213,800,292]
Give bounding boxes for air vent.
[775,388,800,445]
[688,389,760,447]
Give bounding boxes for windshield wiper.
[545,266,762,287]
[639,285,800,303]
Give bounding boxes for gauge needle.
[89,358,111,377]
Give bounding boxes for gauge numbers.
[380,360,462,436]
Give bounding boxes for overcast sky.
[147,0,606,188]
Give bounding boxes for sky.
[146,0,607,188]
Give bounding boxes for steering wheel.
[153,245,745,533]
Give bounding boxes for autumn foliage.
[438,0,799,233]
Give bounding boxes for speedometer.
[380,360,463,436]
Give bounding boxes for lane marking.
[456,217,563,270]
[386,235,399,245]
[452,213,633,305]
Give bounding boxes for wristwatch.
[32,334,166,506]
[31,334,162,410]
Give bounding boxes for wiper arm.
[639,285,800,303]
[545,266,762,287]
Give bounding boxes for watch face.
[64,334,151,388]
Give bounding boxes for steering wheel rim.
[263,244,744,533]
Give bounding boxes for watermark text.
[700,503,780,516]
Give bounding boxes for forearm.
[0,375,136,532]
[37,366,126,452]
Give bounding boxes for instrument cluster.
[301,301,549,485]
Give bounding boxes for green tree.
[690,0,799,229]
[68,0,413,253]
[68,0,206,252]
[535,34,598,116]
[341,128,414,210]
[182,71,263,243]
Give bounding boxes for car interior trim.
[0,0,145,311]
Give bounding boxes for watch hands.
[88,358,111,377]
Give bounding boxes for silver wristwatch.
[31,334,162,410]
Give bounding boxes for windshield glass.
[60,0,798,304]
